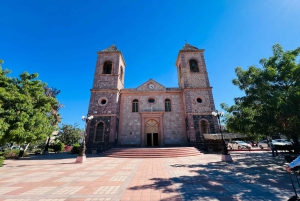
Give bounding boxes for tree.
[57,124,83,145]
[222,44,300,141]
[0,62,59,149]
[0,60,10,141]
[43,86,63,153]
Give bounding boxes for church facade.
[85,43,219,152]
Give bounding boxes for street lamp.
[75,115,93,163]
[212,110,233,162]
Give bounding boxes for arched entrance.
[200,120,209,134]
[145,119,159,147]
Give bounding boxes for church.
[85,43,220,152]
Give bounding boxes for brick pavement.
[0,151,297,201]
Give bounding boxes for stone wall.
[86,116,111,153]
[193,115,216,141]
[88,92,119,115]
[162,94,186,145]
[189,90,213,113]
[119,92,185,146]
[120,95,141,145]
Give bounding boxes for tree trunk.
[43,137,51,155]
[24,143,30,152]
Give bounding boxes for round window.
[197,98,202,103]
[148,98,155,103]
[98,97,108,106]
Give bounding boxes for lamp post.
[212,110,232,162]
[75,115,93,163]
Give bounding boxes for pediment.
[136,79,166,91]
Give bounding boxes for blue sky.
[1,0,300,129]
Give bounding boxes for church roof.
[100,44,120,52]
[98,44,126,65]
[175,43,205,65]
[182,43,200,51]
[135,79,166,91]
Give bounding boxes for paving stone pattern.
[0,152,297,201]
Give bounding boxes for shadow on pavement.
[128,152,298,200]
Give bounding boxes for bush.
[71,143,81,154]
[0,151,3,156]
[2,150,29,159]
[3,150,19,159]
[0,156,4,167]
[50,142,65,152]
[34,149,42,154]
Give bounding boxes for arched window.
[165,99,171,112]
[95,122,104,142]
[200,120,209,134]
[103,61,112,74]
[132,99,139,112]
[189,59,199,72]
[120,66,123,81]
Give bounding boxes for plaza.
[0,151,296,201]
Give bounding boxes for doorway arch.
[200,119,209,134]
[145,119,159,146]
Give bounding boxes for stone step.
[100,147,202,158]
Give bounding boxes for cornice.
[182,87,212,92]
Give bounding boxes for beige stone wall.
[93,53,125,90]
[120,95,141,144]
[188,74,209,88]
[117,55,125,90]
[120,92,185,145]
[88,92,119,115]
[184,53,209,88]
[162,95,186,145]
[177,52,211,89]
[189,90,212,113]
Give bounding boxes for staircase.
[100,147,202,158]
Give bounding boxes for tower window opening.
[103,61,112,74]
[189,59,199,72]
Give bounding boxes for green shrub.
[71,143,81,154]
[2,150,28,159]
[34,149,42,154]
[0,156,4,167]
[3,150,19,159]
[0,151,3,156]
[50,142,65,152]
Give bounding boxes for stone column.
[159,115,164,146]
[141,117,145,147]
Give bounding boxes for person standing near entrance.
[269,139,278,157]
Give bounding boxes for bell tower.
[86,44,125,152]
[175,43,218,145]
